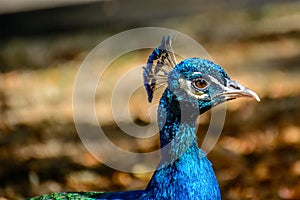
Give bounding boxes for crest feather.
[143,34,177,102]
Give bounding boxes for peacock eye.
[193,79,208,90]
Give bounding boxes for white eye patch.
[178,78,209,100]
[207,75,226,90]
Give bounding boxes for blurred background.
[0,0,300,199]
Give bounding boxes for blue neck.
[157,88,201,162]
[143,89,221,199]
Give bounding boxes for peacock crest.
[143,34,177,103]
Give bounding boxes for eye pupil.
[195,79,207,89]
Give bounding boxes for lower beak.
[216,80,260,102]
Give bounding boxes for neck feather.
[144,89,221,199]
[157,88,200,161]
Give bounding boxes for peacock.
[29,35,260,200]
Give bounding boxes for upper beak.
[215,80,260,102]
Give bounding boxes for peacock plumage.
[29,35,259,200]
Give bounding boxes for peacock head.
[143,35,260,116]
[167,58,260,114]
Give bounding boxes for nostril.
[229,83,241,90]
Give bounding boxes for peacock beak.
[215,79,260,102]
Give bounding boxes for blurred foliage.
[0,1,300,200]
